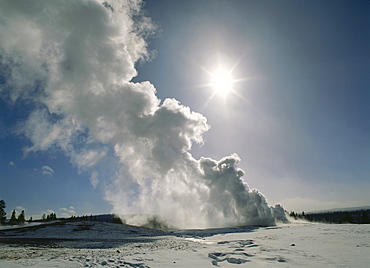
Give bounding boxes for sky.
[0,0,369,224]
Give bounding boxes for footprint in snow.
[208,252,252,266]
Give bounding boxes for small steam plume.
[0,0,287,228]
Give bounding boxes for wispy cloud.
[41,166,54,176]
[15,206,25,215]
[60,206,76,218]
[90,171,99,188]
[9,161,15,166]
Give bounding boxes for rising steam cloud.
[0,0,287,228]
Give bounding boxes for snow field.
[1,221,369,267]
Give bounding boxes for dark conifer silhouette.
[0,200,6,224]
[9,209,17,225]
[290,209,370,224]
[18,210,25,223]
[45,212,57,221]
[361,210,369,224]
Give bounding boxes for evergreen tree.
[18,210,25,223]
[342,211,353,223]
[28,217,33,222]
[289,211,297,219]
[44,213,57,221]
[0,200,6,224]
[9,209,17,225]
[361,210,369,224]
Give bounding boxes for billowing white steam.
[0,0,287,228]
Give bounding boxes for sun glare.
[199,58,249,107]
[210,67,234,97]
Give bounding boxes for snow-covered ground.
[0,220,369,267]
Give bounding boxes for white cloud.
[9,161,15,166]
[15,206,26,215]
[41,165,54,176]
[60,206,76,218]
[90,171,99,188]
[44,209,55,214]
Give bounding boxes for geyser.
[0,0,287,229]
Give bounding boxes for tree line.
[289,209,370,224]
[0,199,100,225]
[0,199,59,225]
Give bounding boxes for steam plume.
[0,0,287,228]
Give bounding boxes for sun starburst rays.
[196,60,251,110]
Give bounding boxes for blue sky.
[136,0,370,211]
[0,0,369,222]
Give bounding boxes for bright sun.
[210,66,234,97]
